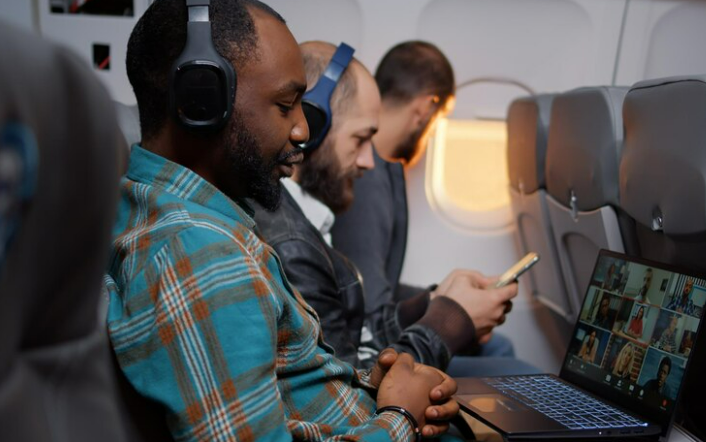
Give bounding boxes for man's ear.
[408,94,438,129]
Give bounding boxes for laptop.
[456,249,706,440]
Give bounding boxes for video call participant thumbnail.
[608,340,643,381]
[665,277,699,317]
[614,301,658,344]
[642,356,673,399]
[638,349,686,403]
[592,294,617,330]
[625,305,646,339]
[653,313,681,354]
[570,325,609,366]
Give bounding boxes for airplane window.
[425,117,512,232]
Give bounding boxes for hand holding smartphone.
[493,252,540,288]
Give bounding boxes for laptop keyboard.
[484,375,649,430]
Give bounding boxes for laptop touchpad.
[458,394,527,413]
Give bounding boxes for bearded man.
[330,41,520,375]
[252,41,530,377]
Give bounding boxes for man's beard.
[393,114,435,165]
[225,112,292,211]
[298,139,359,214]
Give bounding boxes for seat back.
[507,94,573,319]
[621,75,706,440]
[0,21,126,441]
[545,86,631,316]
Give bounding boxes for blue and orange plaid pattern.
[105,146,414,442]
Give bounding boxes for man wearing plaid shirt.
[105,1,460,441]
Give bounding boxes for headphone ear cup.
[298,43,354,150]
[301,101,329,149]
[174,66,227,123]
[170,3,237,132]
[171,58,236,131]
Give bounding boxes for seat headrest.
[0,20,125,343]
[546,86,629,210]
[621,75,706,235]
[114,101,140,148]
[506,94,555,193]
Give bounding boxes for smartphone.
[493,252,540,288]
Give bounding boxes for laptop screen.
[561,250,705,423]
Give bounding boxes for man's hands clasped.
[368,268,519,436]
[371,348,459,438]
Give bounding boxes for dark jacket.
[332,148,419,309]
[252,187,475,370]
[331,148,439,352]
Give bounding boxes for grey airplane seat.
[621,75,706,440]
[621,76,706,270]
[545,86,636,317]
[507,94,573,319]
[114,101,141,148]
[0,21,126,441]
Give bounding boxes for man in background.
[331,41,517,374]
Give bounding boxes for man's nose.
[291,105,310,145]
[357,142,375,170]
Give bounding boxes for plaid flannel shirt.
[106,146,414,442]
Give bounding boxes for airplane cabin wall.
[616,1,706,84]
[5,0,706,372]
[0,0,35,31]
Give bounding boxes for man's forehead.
[340,102,379,135]
[345,68,380,122]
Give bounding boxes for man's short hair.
[300,42,358,125]
[659,356,672,373]
[375,40,455,109]
[126,0,284,141]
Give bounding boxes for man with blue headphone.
[253,41,535,380]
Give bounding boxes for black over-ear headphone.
[299,43,355,151]
[169,0,236,132]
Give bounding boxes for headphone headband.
[169,0,237,132]
[322,43,355,84]
[187,0,210,22]
[299,43,355,151]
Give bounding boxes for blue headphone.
[299,43,355,151]
[0,122,38,268]
[169,0,237,132]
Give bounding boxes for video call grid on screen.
[565,254,704,413]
